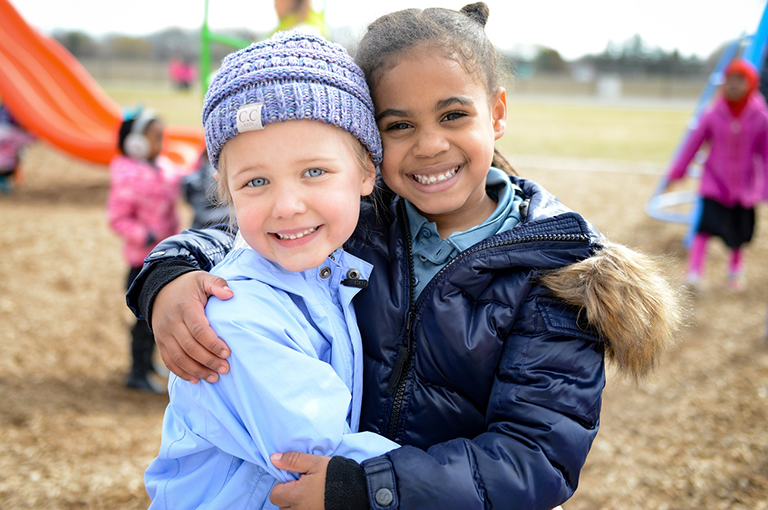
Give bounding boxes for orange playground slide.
[0,0,205,169]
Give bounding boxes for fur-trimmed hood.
[541,240,685,378]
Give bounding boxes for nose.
[271,182,307,219]
[412,126,449,158]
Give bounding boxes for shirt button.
[375,488,394,506]
[346,269,360,280]
[419,255,428,262]
[420,227,432,238]
[319,267,331,279]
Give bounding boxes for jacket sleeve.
[126,225,235,321]
[759,114,768,201]
[360,286,605,510]
[667,114,710,181]
[169,288,398,482]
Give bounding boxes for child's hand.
[270,452,330,510]
[152,271,233,383]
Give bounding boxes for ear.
[360,158,376,197]
[491,87,507,140]
[214,171,221,182]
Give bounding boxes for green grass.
[102,83,694,164]
[104,84,205,128]
[500,100,692,163]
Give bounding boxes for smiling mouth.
[273,226,318,240]
[411,165,459,185]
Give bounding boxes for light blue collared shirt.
[405,167,524,298]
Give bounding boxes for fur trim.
[540,241,686,378]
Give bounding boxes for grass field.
[104,83,693,164]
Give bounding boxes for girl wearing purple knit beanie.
[133,4,682,509]
[145,31,399,509]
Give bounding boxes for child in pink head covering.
[666,58,768,291]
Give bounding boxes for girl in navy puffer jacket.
[128,4,684,509]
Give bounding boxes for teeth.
[275,226,317,240]
[413,166,458,185]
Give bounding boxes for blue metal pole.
[741,1,768,68]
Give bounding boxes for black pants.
[127,266,155,378]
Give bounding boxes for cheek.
[231,196,265,226]
[378,149,401,181]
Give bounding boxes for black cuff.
[131,260,199,329]
[325,456,369,510]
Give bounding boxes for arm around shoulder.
[126,225,236,321]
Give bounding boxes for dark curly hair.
[354,3,515,174]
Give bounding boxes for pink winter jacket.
[107,155,181,267]
[668,94,768,207]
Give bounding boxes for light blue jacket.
[145,242,399,509]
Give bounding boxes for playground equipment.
[641,4,768,338]
[199,0,328,95]
[0,0,205,169]
[645,4,768,229]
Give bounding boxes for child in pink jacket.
[667,58,768,291]
[107,109,181,392]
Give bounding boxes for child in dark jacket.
[181,150,229,229]
[128,4,683,509]
[666,58,768,291]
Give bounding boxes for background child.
[666,57,768,291]
[108,108,181,393]
[145,32,398,509]
[181,150,229,229]
[272,0,326,37]
[0,104,34,194]
[129,5,682,509]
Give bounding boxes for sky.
[11,0,768,60]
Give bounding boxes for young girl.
[108,108,180,393]
[145,32,399,509]
[130,5,682,509]
[666,57,768,291]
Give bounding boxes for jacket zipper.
[386,201,417,439]
[384,199,590,440]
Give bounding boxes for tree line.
[54,28,716,77]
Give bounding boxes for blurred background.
[2,1,767,509]
[15,0,768,103]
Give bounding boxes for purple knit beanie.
[202,31,382,170]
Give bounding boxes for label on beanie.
[236,103,264,133]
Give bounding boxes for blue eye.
[304,168,325,178]
[247,177,268,187]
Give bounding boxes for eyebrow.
[435,96,475,110]
[375,96,476,122]
[375,108,408,122]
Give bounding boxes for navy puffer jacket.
[129,175,680,510]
